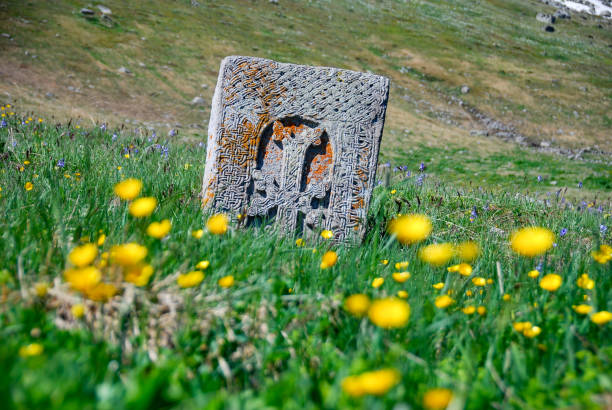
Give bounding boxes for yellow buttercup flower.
[434,295,454,309]
[455,241,480,262]
[523,325,541,338]
[97,234,106,246]
[295,238,305,247]
[462,306,476,315]
[71,304,85,319]
[344,294,370,317]
[372,277,384,288]
[207,214,228,235]
[113,178,143,200]
[342,369,400,397]
[129,197,157,217]
[395,261,409,270]
[196,260,210,270]
[397,290,408,298]
[503,294,511,301]
[381,259,389,265]
[432,282,444,290]
[64,266,102,292]
[368,297,410,328]
[320,250,338,269]
[477,306,486,316]
[447,263,472,276]
[147,219,172,239]
[218,275,235,288]
[320,229,333,239]
[576,273,594,290]
[539,274,562,292]
[177,271,204,288]
[513,321,532,332]
[35,282,49,298]
[24,181,33,191]
[591,244,612,264]
[572,304,592,315]
[423,388,453,409]
[510,227,554,257]
[390,189,396,195]
[465,290,473,296]
[85,283,117,302]
[68,243,98,268]
[111,243,147,266]
[472,277,486,287]
[392,271,411,283]
[419,243,453,266]
[591,311,612,325]
[528,270,540,278]
[19,343,43,358]
[124,264,154,287]
[192,229,204,239]
[388,214,432,245]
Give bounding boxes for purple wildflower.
[578,181,582,188]
[559,228,567,237]
[416,174,424,186]
[168,129,177,137]
[419,162,425,172]
[112,133,118,142]
[537,175,542,182]
[100,123,107,131]
[0,118,6,128]
[601,225,608,234]
[470,206,478,220]
[57,158,65,168]
[405,170,411,178]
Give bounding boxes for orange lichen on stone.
[305,139,333,185]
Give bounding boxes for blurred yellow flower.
[419,243,454,266]
[539,274,562,292]
[111,243,147,266]
[295,238,305,247]
[85,283,117,302]
[71,304,85,319]
[147,219,172,239]
[372,277,384,288]
[472,277,486,287]
[196,260,210,270]
[24,181,33,191]
[177,271,204,288]
[435,295,454,308]
[503,294,511,301]
[19,343,43,358]
[342,369,400,397]
[397,290,408,299]
[591,311,612,325]
[320,250,338,269]
[34,282,48,297]
[64,266,102,292]
[23,160,30,165]
[523,325,541,338]
[423,388,453,409]
[368,297,410,328]
[124,264,154,287]
[320,229,333,239]
[395,261,409,270]
[465,290,473,296]
[218,275,235,288]
[447,263,472,276]
[381,259,389,265]
[510,227,554,257]
[97,234,106,246]
[344,294,370,317]
[477,306,487,316]
[432,282,444,290]
[392,271,411,283]
[114,178,142,200]
[207,214,228,235]
[572,304,592,315]
[576,273,594,290]
[68,243,98,268]
[129,197,157,217]
[390,189,397,195]
[388,214,432,245]
[528,270,540,278]
[591,244,612,264]
[455,241,480,262]
[192,229,204,239]
[462,306,476,315]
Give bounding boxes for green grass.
[1,112,611,409]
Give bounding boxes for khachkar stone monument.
[202,56,390,242]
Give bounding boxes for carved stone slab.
[202,56,389,242]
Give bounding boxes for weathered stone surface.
[202,56,390,242]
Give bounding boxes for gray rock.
[190,96,206,106]
[202,56,390,242]
[460,85,470,94]
[553,8,571,19]
[602,10,611,17]
[80,8,95,15]
[536,13,556,24]
[118,66,131,74]
[1,33,10,38]
[96,5,112,15]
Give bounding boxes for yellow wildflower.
[419,243,454,266]
[207,214,228,235]
[523,325,541,338]
[295,238,305,247]
[528,270,540,278]
[395,261,409,270]
[432,282,444,290]
[19,343,43,358]
[113,178,142,200]
[24,181,33,191]
[320,250,338,269]
[472,277,486,287]
[390,189,396,195]
[192,229,204,239]
[97,234,106,246]
[342,369,400,397]
[462,306,476,315]
[388,214,432,245]
[177,271,204,288]
[85,283,117,302]
[477,306,487,316]
[392,271,411,283]
[447,263,472,276]
[455,241,480,262]
[510,227,554,257]
[64,266,102,292]
[35,282,48,298]
[196,260,210,270]
[381,259,389,265]
[576,273,594,290]
[111,243,147,266]
[129,197,157,217]
[503,294,511,301]
[68,243,98,268]
[486,278,494,284]
[71,304,85,319]
[397,290,408,298]
[372,277,384,288]
[368,297,410,328]
[23,160,30,165]
[434,295,454,309]
[124,264,154,287]
[513,322,532,332]
[572,304,592,315]
[147,219,172,239]
[344,294,370,317]
[539,274,562,292]
[320,229,333,239]
[218,275,235,288]
[591,311,612,325]
[466,290,473,296]
[423,388,453,409]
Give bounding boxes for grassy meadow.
[0,109,611,409]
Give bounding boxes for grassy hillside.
[0,106,611,409]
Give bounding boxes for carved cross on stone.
[202,56,389,242]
